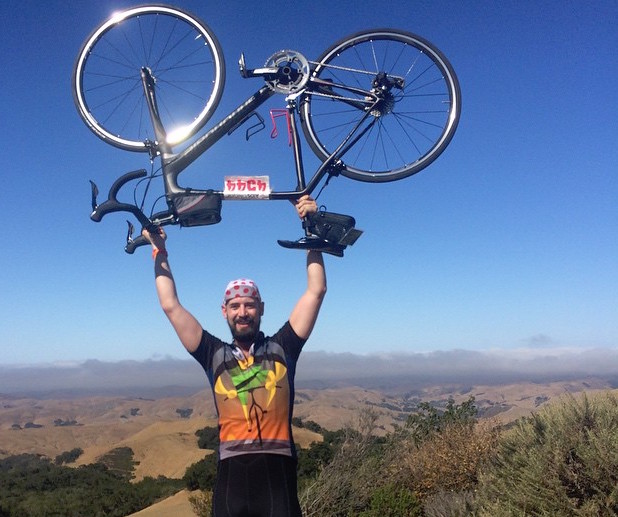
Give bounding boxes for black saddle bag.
[171,192,222,227]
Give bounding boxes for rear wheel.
[301,29,461,182]
[72,5,225,151]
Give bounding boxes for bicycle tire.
[300,29,461,182]
[72,5,225,151]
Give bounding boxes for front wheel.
[300,29,461,182]
[72,5,225,151]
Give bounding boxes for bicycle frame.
[143,68,378,201]
[90,57,377,252]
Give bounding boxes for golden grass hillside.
[0,387,322,483]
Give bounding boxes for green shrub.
[97,447,137,479]
[195,426,219,450]
[359,484,422,517]
[422,490,476,517]
[188,490,213,517]
[475,392,618,516]
[292,417,326,434]
[406,396,478,445]
[184,454,217,491]
[0,454,182,516]
[54,448,84,465]
[300,409,385,517]
[297,429,347,486]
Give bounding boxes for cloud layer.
[2,347,618,397]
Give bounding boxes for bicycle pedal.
[277,237,345,257]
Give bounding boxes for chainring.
[264,50,310,94]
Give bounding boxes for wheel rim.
[302,30,461,182]
[73,6,225,151]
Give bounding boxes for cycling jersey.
[190,321,305,460]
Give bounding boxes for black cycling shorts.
[212,453,302,517]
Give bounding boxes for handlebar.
[90,169,155,229]
[90,169,175,254]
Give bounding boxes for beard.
[228,315,260,345]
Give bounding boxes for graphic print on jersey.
[214,341,293,457]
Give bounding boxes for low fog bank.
[2,348,618,397]
[296,348,618,392]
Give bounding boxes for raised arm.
[142,228,203,353]
[288,196,327,340]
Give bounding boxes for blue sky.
[1,0,616,367]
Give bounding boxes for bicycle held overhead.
[72,5,461,256]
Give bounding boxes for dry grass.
[126,489,196,517]
[400,420,500,500]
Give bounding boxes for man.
[142,195,326,517]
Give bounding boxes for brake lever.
[126,220,135,245]
[124,209,177,254]
[90,180,99,212]
[125,222,150,254]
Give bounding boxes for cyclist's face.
[222,297,263,344]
